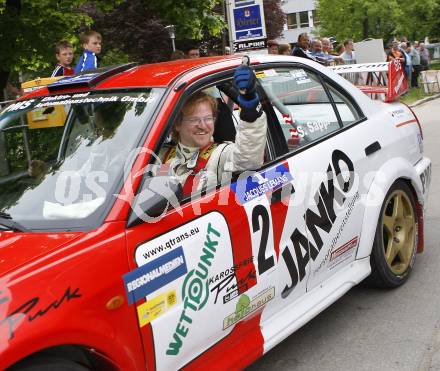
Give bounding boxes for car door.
[257,64,375,293]
[123,77,301,370]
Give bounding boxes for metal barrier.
[420,70,440,94]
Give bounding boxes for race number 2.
[252,204,275,275]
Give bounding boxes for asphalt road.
[248,98,440,371]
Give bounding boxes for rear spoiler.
[330,60,408,102]
[21,77,63,93]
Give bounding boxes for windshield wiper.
[0,212,28,232]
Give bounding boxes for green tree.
[397,0,438,41]
[317,0,440,44]
[82,0,226,62]
[317,0,402,42]
[0,0,119,100]
[149,0,224,40]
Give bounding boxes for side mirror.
[127,175,183,228]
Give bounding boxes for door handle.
[365,141,381,156]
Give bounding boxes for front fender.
[0,222,146,370]
[356,156,425,259]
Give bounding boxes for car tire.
[368,180,417,288]
[9,356,90,371]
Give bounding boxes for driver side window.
[151,80,269,206]
[258,67,341,151]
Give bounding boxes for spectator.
[51,40,74,77]
[278,43,291,55]
[322,38,332,54]
[335,43,345,55]
[6,82,23,99]
[384,45,391,60]
[187,47,200,59]
[310,39,323,56]
[340,39,356,63]
[400,42,412,82]
[310,39,331,65]
[224,46,231,55]
[292,33,316,62]
[74,30,102,74]
[267,40,279,54]
[322,37,344,64]
[419,43,430,70]
[408,42,421,88]
[170,49,185,60]
[387,41,405,64]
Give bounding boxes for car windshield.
[0,89,164,231]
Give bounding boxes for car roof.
[98,56,240,88]
[23,56,246,98]
[23,54,325,98]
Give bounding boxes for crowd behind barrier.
[2,30,438,103]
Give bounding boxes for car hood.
[0,231,82,276]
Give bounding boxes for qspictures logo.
[166,223,221,356]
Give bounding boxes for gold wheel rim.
[382,190,416,275]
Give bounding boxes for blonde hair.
[278,43,291,55]
[181,92,217,117]
[80,30,102,45]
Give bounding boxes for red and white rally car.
[0,55,432,370]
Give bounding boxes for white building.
[279,0,319,44]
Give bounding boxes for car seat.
[213,99,236,143]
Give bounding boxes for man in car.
[160,65,267,196]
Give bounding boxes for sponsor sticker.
[231,162,293,204]
[137,289,177,327]
[48,73,99,87]
[256,69,278,79]
[329,236,358,268]
[420,163,432,195]
[123,247,187,305]
[290,69,311,84]
[209,260,256,305]
[166,223,222,356]
[223,287,275,329]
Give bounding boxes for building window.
[287,13,298,29]
[312,10,320,26]
[299,11,309,28]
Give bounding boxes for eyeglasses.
[182,115,216,126]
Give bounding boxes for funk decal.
[166,223,221,356]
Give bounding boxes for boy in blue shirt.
[75,30,102,74]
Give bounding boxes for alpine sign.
[226,0,267,52]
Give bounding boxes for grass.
[429,61,440,70]
[400,86,434,105]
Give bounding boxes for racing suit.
[160,113,267,195]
